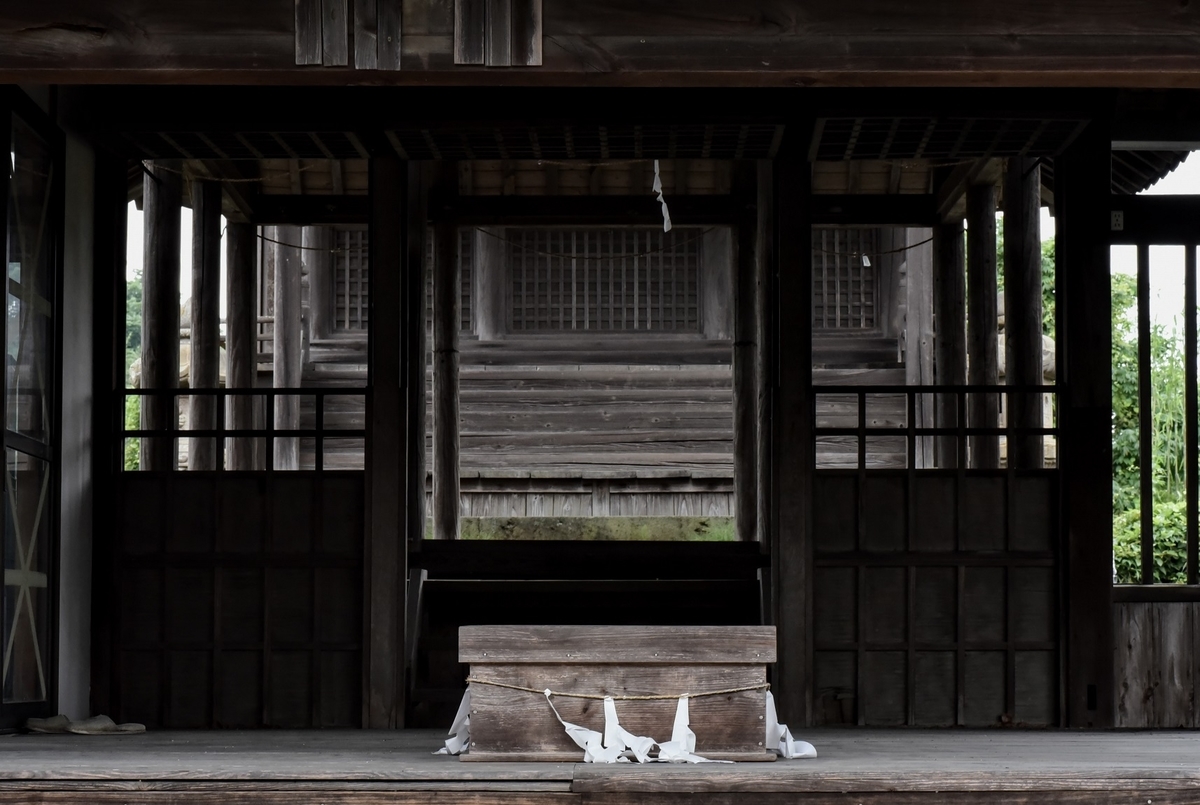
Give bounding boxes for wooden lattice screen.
[813,228,878,330]
[334,229,368,331]
[506,228,701,333]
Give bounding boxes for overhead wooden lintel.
[934,158,1001,222]
[1109,194,1200,243]
[811,194,939,226]
[435,194,738,225]
[251,194,370,224]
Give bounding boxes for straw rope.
[466,677,769,701]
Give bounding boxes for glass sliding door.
[1,92,61,726]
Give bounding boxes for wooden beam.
[140,159,181,471]
[1057,120,1114,727]
[188,179,222,470]
[810,194,939,226]
[904,227,935,468]
[303,226,334,341]
[934,159,1000,222]
[771,155,812,727]
[732,162,756,543]
[1110,195,1200,243]
[405,162,429,550]
[366,155,407,727]
[225,222,256,470]
[272,224,303,470]
[439,194,736,226]
[966,182,999,469]
[933,221,966,468]
[252,194,370,225]
[432,164,462,541]
[1003,156,1044,469]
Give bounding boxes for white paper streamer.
[764,690,817,759]
[435,688,472,755]
[436,686,818,763]
[652,159,673,232]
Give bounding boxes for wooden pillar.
[905,228,935,468]
[226,222,257,470]
[755,161,774,549]
[771,155,812,726]
[1004,157,1045,469]
[473,226,506,341]
[733,162,758,542]
[366,156,407,727]
[406,164,430,546]
[432,164,461,541]
[188,180,222,470]
[1057,120,1113,727]
[933,222,967,468]
[702,227,733,340]
[304,226,334,341]
[273,225,303,470]
[89,152,127,717]
[966,183,999,468]
[140,160,182,471]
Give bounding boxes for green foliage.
[125,268,142,386]
[123,395,140,471]
[1110,270,1189,583]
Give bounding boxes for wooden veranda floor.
[1,728,1199,804]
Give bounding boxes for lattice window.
[813,228,878,330]
[334,228,368,330]
[507,228,701,332]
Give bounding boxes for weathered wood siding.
[7,1,1200,85]
[1114,601,1199,728]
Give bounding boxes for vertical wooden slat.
[189,180,222,471]
[406,162,429,555]
[755,159,774,549]
[273,226,303,471]
[305,227,333,341]
[454,0,487,65]
[772,153,813,727]
[378,0,402,70]
[511,0,542,66]
[1058,120,1114,727]
[967,183,999,469]
[1137,242,1153,584]
[357,231,366,329]
[733,163,758,543]
[226,223,258,472]
[321,0,349,66]
[934,222,966,469]
[366,156,407,727]
[353,0,378,69]
[486,0,512,66]
[141,160,182,472]
[1004,157,1045,469]
[1187,245,1199,586]
[432,165,461,541]
[295,0,323,65]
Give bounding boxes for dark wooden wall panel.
[112,472,365,728]
[1114,602,1197,728]
[813,468,1059,727]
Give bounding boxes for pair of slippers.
[25,715,145,735]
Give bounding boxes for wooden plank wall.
[1114,602,1199,728]
[112,473,365,728]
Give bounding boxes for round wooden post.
[432,211,461,540]
[934,222,966,468]
[966,183,999,469]
[140,160,182,471]
[1003,157,1044,469]
[188,180,222,470]
[304,226,334,341]
[273,225,303,470]
[226,222,257,470]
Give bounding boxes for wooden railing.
[813,384,1058,470]
[118,388,367,472]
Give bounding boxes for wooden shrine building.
[2,1,1200,802]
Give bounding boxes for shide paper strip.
[653,159,673,232]
[765,691,817,759]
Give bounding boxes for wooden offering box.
[460,625,777,762]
